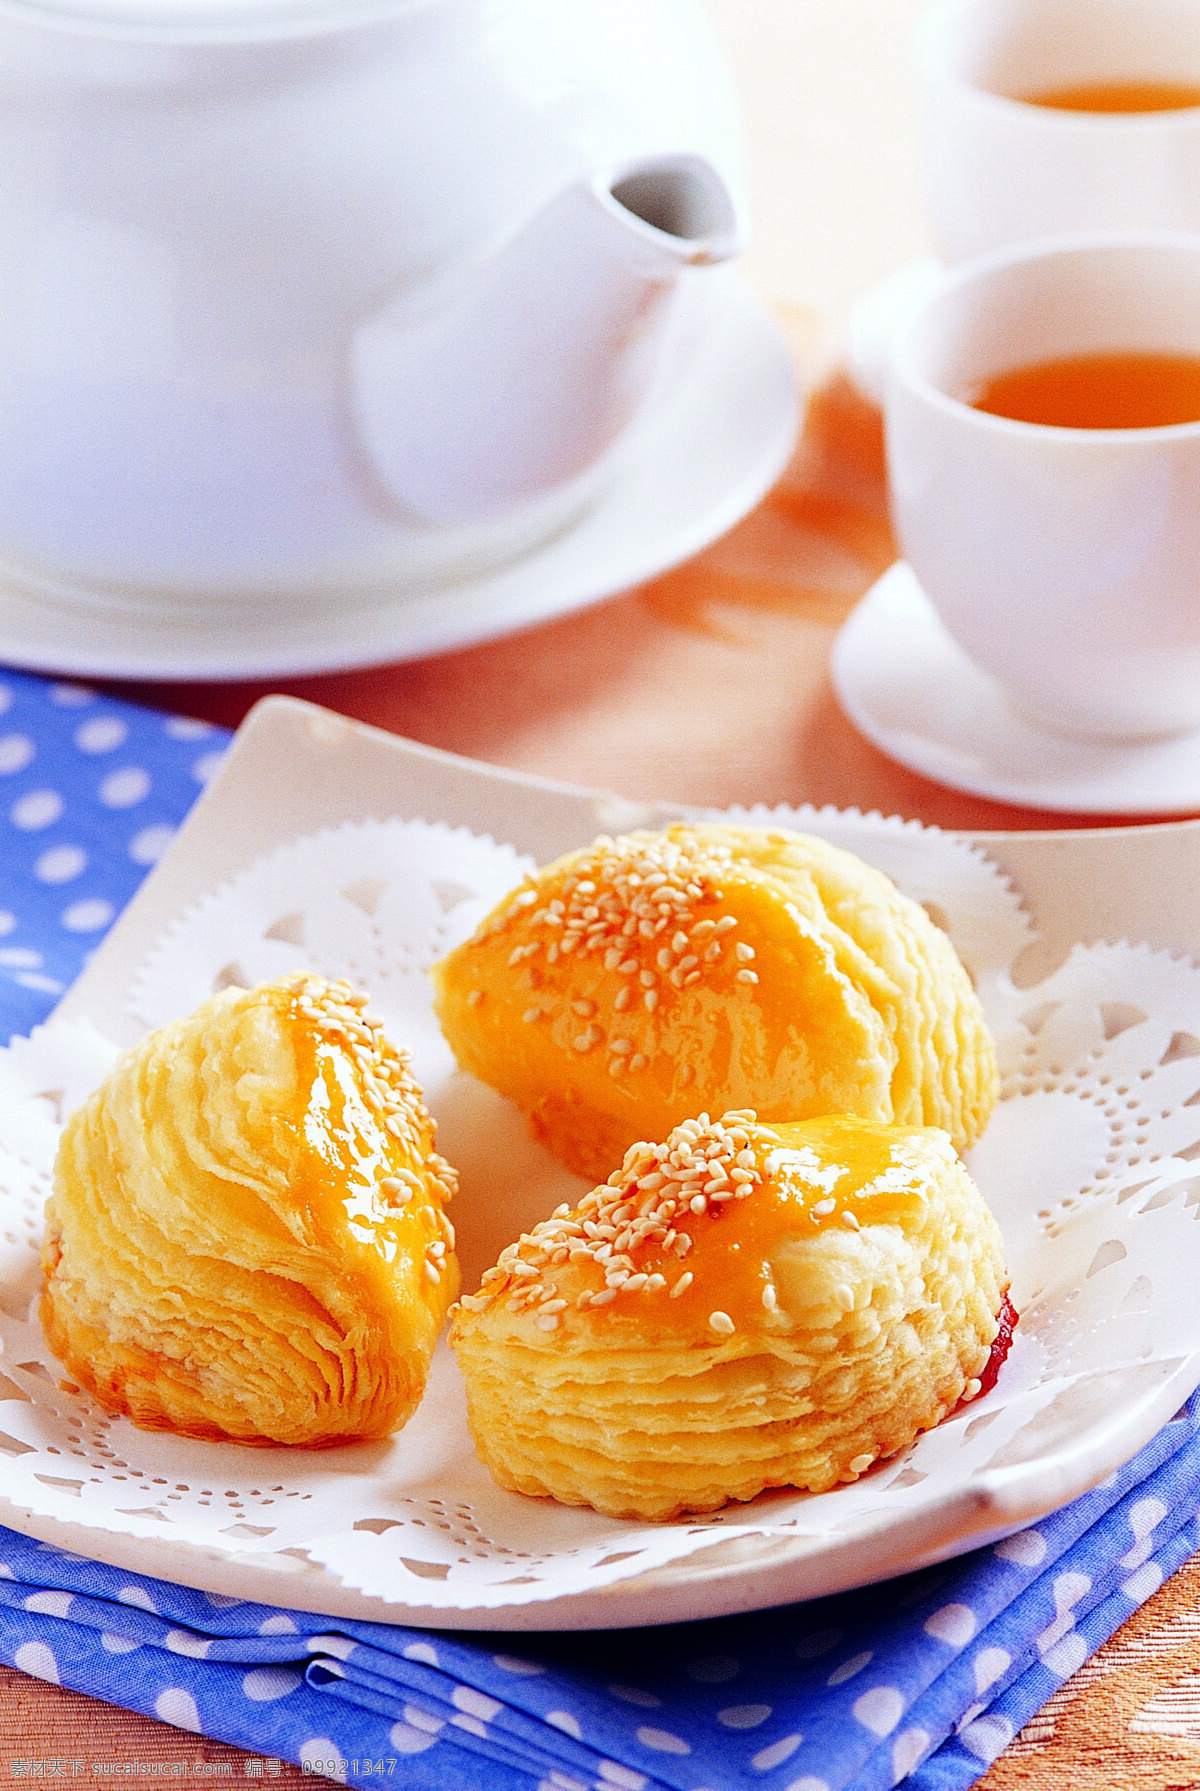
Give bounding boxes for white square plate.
[3,696,1200,1632]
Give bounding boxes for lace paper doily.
[2,811,1200,1619]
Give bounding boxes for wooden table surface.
[8,334,1200,1787]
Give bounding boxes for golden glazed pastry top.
[41,972,459,1447]
[450,1108,1009,1519]
[457,1110,961,1345]
[432,823,998,1180]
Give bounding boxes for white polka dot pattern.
[0,1387,1192,1791]
[0,672,228,1044]
[0,665,1195,1791]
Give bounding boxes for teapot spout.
[600,153,745,268]
[351,154,745,527]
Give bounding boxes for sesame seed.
[962,1378,982,1401]
[466,989,484,1008]
[522,1008,542,1024]
[848,1453,874,1474]
[813,1198,835,1216]
[841,1210,861,1230]
[762,1284,778,1311]
[835,1284,854,1311]
[609,1037,634,1055]
[708,1310,736,1335]
[715,916,738,935]
[736,969,759,985]
[467,1109,768,1320]
[735,942,756,963]
[614,986,631,1011]
[671,1272,694,1298]
[536,1313,560,1330]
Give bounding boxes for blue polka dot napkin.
[0,1394,1195,1791]
[0,668,230,1044]
[2,662,1199,1790]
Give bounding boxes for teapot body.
[0,0,746,611]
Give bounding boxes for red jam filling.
[972,1290,1018,1402]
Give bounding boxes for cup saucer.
[832,562,1200,815]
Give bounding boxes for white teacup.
[917,0,1200,263]
[884,233,1200,742]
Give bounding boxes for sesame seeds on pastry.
[450,1109,1010,1522]
[431,823,998,1182]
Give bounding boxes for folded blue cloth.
[0,661,1196,1790]
[0,1393,1195,1791]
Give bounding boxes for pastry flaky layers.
[41,973,459,1447]
[450,1110,1009,1521]
[432,823,998,1182]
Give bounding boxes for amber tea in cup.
[917,0,1200,260]
[883,235,1200,740]
[1025,80,1200,112]
[968,350,1200,429]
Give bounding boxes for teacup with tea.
[881,234,1200,741]
[917,0,1200,261]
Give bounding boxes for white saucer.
[0,280,799,683]
[833,562,1200,814]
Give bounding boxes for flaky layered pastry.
[450,1111,1009,1520]
[432,823,998,1181]
[41,973,459,1447]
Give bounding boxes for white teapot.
[0,0,753,620]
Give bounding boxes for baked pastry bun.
[41,972,459,1447]
[432,823,997,1181]
[450,1110,1009,1520]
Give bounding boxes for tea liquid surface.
[1024,79,1200,112]
[967,351,1200,429]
